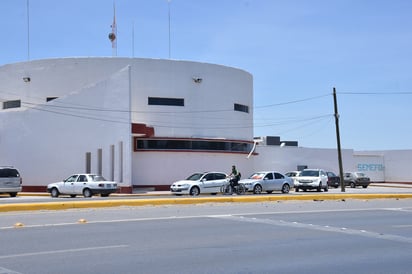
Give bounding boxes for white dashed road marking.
[0,245,128,260]
[211,215,412,245]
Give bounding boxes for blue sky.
[2,0,412,150]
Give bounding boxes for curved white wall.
[0,57,253,140]
[129,59,253,140]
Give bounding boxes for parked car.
[285,171,301,178]
[326,171,340,188]
[47,174,118,198]
[284,171,301,186]
[0,166,22,197]
[295,168,329,192]
[344,172,371,188]
[241,171,294,194]
[170,172,227,196]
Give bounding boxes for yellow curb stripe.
[0,193,411,212]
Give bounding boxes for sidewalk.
[16,183,412,197]
[370,183,412,188]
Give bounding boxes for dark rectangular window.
[136,138,253,153]
[234,103,249,113]
[46,97,58,102]
[3,100,21,109]
[148,97,184,106]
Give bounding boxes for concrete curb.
[1,193,412,212]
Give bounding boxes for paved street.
[0,199,411,274]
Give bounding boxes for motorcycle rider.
[228,165,241,190]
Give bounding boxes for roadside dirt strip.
[1,193,412,212]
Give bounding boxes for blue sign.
[357,164,385,172]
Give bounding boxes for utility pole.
[333,87,345,192]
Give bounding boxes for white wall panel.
[0,66,132,187]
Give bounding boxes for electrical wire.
[4,90,408,131]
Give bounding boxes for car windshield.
[186,173,204,181]
[64,175,78,182]
[355,172,366,177]
[300,170,320,177]
[249,172,265,179]
[89,175,107,181]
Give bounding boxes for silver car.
[344,172,370,188]
[241,171,294,194]
[0,166,22,197]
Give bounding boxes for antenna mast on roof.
[26,0,30,61]
[168,0,171,59]
[108,2,117,56]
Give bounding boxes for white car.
[285,171,301,178]
[170,172,227,196]
[294,169,328,192]
[241,171,294,194]
[284,171,301,185]
[47,174,118,198]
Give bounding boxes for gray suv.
[0,167,22,197]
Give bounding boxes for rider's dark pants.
[230,179,239,188]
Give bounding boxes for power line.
[6,90,400,132]
[24,105,130,124]
[255,93,331,109]
[7,90,411,117]
[338,91,412,95]
[254,114,332,128]
[17,93,332,114]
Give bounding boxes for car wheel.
[51,188,59,198]
[70,194,76,198]
[253,184,262,194]
[362,185,368,188]
[9,192,17,197]
[189,186,200,196]
[295,187,299,192]
[101,193,109,197]
[350,182,356,188]
[83,188,92,198]
[266,191,273,194]
[281,184,290,194]
[317,183,322,192]
[324,184,329,192]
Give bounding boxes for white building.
[0,57,255,192]
[0,57,411,192]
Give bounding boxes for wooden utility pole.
[333,87,345,192]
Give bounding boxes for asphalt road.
[0,199,411,274]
